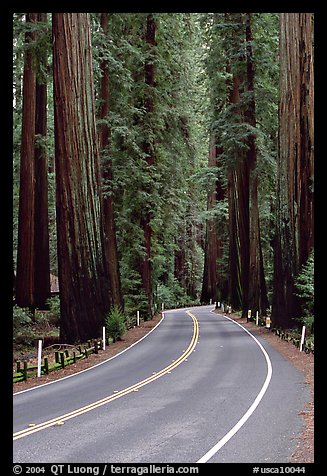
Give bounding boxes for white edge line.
[13,313,165,396]
[197,310,273,463]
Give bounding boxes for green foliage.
[13,305,33,334]
[294,251,314,331]
[156,279,189,310]
[105,306,126,342]
[45,296,61,325]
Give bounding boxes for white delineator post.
[247,310,251,322]
[300,325,306,352]
[37,339,42,378]
[103,326,106,351]
[256,311,259,326]
[137,310,140,327]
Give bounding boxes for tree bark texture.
[99,13,123,309]
[272,13,314,328]
[227,68,249,314]
[245,13,269,316]
[16,13,51,309]
[201,134,225,304]
[53,13,111,342]
[138,13,156,317]
[34,12,51,308]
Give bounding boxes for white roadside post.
[256,311,259,326]
[247,310,251,322]
[137,310,140,327]
[161,302,164,312]
[209,298,212,305]
[103,326,106,351]
[37,339,42,378]
[300,325,306,352]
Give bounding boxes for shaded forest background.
[12,13,314,344]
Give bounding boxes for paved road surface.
[13,306,309,463]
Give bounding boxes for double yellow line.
[13,311,199,441]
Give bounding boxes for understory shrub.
[105,306,126,342]
[294,251,314,334]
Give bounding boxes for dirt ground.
[13,310,313,463]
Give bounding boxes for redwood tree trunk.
[16,13,37,308]
[34,12,50,308]
[99,13,123,309]
[245,13,269,316]
[272,13,314,328]
[53,13,111,342]
[227,68,249,315]
[201,134,225,304]
[138,13,156,317]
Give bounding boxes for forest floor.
[13,309,313,463]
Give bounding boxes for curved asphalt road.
[13,306,309,463]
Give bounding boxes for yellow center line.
[13,311,199,441]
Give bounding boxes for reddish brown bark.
[138,13,156,317]
[201,135,225,303]
[53,13,111,342]
[34,13,51,308]
[245,13,269,316]
[227,66,249,314]
[272,13,314,328]
[98,13,123,309]
[16,13,38,308]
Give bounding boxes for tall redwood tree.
[272,13,314,328]
[16,13,50,310]
[138,13,156,317]
[53,13,112,342]
[98,13,123,309]
[245,12,269,316]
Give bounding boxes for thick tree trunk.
[227,68,249,315]
[138,13,156,317]
[298,13,314,267]
[228,169,242,310]
[272,13,314,328]
[34,12,50,309]
[99,13,123,309]
[201,135,225,304]
[16,13,38,308]
[53,13,112,342]
[245,13,269,316]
